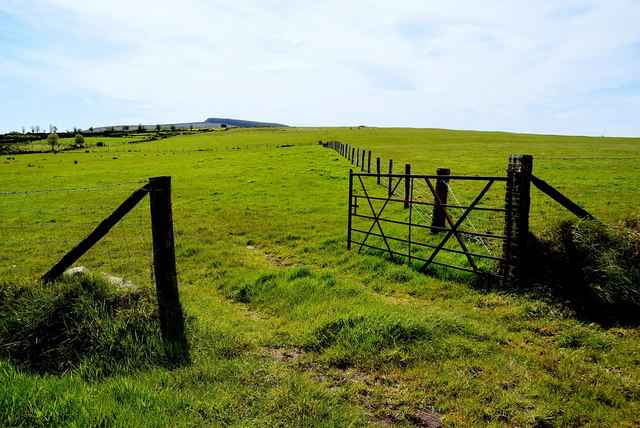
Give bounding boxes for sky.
[1,0,640,136]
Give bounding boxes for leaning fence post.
[388,159,393,196]
[149,176,188,362]
[41,183,150,283]
[404,164,411,208]
[361,149,366,172]
[501,155,533,284]
[431,167,450,234]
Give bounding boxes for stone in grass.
[64,266,136,289]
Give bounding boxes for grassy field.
[1,127,639,427]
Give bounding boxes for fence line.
[0,180,147,195]
[323,141,639,225]
[323,141,636,284]
[4,141,319,157]
[0,181,153,285]
[0,176,189,360]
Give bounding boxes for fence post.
[351,147,355,164]
[347,169,353,250]
[149,176,189,362]
[501,155,533,284]
[361,149,366,172]
[404,164,411,208]
[431,167,450,234]
[388,159,393,196]
[376,157,381,184]
[356,148,360,167]
[367,151,371,173]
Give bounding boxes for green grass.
[523,217,640,323]
[1,127,639,427]
[0,273,167,377]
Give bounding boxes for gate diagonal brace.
[356,175,405,261]
[421,179,495,273]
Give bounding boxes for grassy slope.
[1,127,639,427]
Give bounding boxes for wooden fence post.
[347,169,353,250]
[351,147,355,164]
[431,167,450,234]
[149,176,188,362]
[376,157,381,184]
[361,149,366,172]
[367,151,372,173]
[501,155,533,284]
[388,159,393,196]
[404,164,411,208]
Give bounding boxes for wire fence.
[0,180,154,285]
[3,141,318,157]
[531,157,640,228]
[324,142,640,233]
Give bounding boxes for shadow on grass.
[518,217,640,327]
[356,216,640,326]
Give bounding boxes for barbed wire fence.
[0,180,154,286]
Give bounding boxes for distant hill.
[203,118,288,128]
[90,118,288,132]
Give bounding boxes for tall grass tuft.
[524,215,640,324]
[0,273,167,378]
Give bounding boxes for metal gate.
[347,170,509,280]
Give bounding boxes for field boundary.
[1,177,188,361]
[323,141,599,284]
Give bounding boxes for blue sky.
[1,0,639,136]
